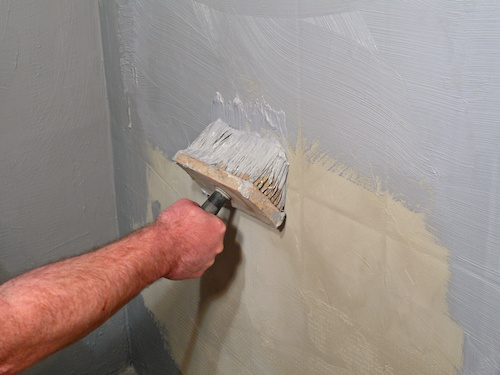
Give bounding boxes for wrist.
[141,221,175,281]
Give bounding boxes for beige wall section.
[141,139,462,374]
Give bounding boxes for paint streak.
[116,0,436,208]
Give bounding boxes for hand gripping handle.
[201,188,230,215]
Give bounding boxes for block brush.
[173,119,289,228]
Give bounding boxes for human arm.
[0,199,226,375]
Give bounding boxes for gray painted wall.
[102,1,500,374]
[9,0,494,373]
[99,2,181,373]
[0,1,129,373]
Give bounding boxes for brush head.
[174,119,289,228]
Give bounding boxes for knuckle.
[216,219,226,232]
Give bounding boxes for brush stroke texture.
[112,0,500,373]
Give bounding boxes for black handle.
[201,189,229,215]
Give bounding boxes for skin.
[0,199,226,375]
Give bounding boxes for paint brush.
[173,119,289,228]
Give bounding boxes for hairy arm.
[0,199,225,375]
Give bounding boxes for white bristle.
[179,120,289,211]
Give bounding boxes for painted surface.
[0,1,129,373]
[105,0,500,374]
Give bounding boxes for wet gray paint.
[24,311,129,375]
[99,0,150,236]
[108,0,500,373]
[0,1,128,373]
[100,0,173,371]
[127,295,181,375]
[364,4,500,373]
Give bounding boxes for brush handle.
[201,189,229,215]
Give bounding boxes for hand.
[154,199,226,280]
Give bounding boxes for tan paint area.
[141,139,463,374]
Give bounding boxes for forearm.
[0,224,166,375]
[0,199,225,375]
